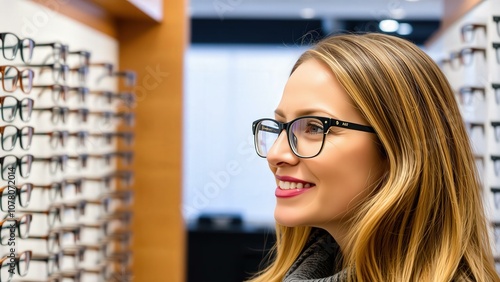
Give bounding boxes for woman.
[249,33,499,281]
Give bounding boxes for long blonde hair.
[248,33,499,282]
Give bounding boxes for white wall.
[183,45,306,225]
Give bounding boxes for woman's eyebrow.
[274,108,340,120]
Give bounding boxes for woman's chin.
[274,209,305,227]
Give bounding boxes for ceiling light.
[397,23,413,35]
[300,8,315,19]
[379,19,399,33]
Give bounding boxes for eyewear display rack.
[16,0,189,282]
[0,30,137,282]
[426,0,500,273]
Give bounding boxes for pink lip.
[275,187,312,198]
[275,175,314,184]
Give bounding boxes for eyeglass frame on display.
[20,62,69,83]
[0,214,32,244]
[0,96,34,123]
[0,184,32,211]
[0,125,34,151]
[0,65,35,94]
[0,154,33,181]
[33,41,69,63]
[32,84,89,103]
[0,32,35,63]
[0,250,32,281]
[460,23,487,43]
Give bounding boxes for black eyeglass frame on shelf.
[0,95,34,123]
[0,125,34,151]
[0,32,35,63]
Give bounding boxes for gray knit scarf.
[283,228,348,282]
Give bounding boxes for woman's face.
[267,59,386,234]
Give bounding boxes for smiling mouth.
[278,180,315,190]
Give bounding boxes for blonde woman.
[250,33,499,281]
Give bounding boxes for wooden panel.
[117,0,187,280]
[88,0,163,22]
[442,0,484,28]
[31,0,117,38]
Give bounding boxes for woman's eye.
[305,123,324,134]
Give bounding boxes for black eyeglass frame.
[0,32,35,63]
[252,115,376,159]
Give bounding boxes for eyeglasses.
[83,170,134,190]
[33,130,88,149]
[0,33,35,63]
[0,96,34,123]
[0,250,31,282]
[88,110,135,127]
[492,188,500,210]
[61,245,86,265]
[97,70,136,87]
[449,47,486,69]
[100,190,133,214]
[34,41,69,62]
[252,116,376,158]
[30,179,83,201]
[0,65,35,94]
[22,62,69,83]
[32,84,89,103]
[81,258,132,281]
[31,252,63,276]
[33,154,81,173]
[70,65,89,84]
[461,23,486,43]
[0,154,33,180]
[492,122,500,143]
[68,50,91,66]
[0,125,34,151]
[87,151,134,167]
[0,184,32,211]
[493,155,500,177]
[24,230,62,253]
[492,42,500,64]
[16,205,62,227]
[89,62,114,77]
[491,83,500,105]
[0,215,32,245]
[493,16,500,38]
[24,224,81,254]
[89,131,134,147]
[89,90,136,108]
[32,106,88,124]
[457,86,485,106]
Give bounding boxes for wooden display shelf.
[87,0,163,22]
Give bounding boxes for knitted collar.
[283,228,347,282]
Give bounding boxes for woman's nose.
[266,130,299,167]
